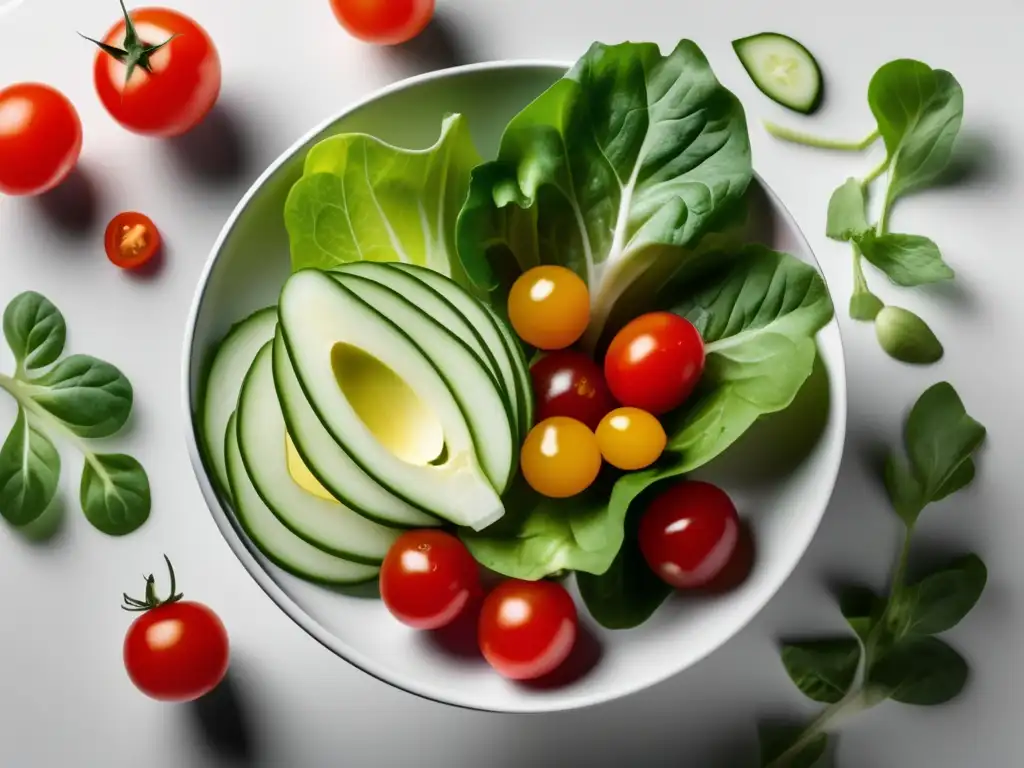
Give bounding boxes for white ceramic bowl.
[182,61,847,713]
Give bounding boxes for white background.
[1,0,1020,765]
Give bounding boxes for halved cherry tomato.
[330,0,435,45]
[0,83,82,197]
[122,556,229,702]
[508,266,590,350]
[478,579,577,680]
[105,212,162,270]
[520,417,602,498]
[604,312,705,415]
[86,4,221,137]
[530,351,616,431]
[380,530,480,630]
[638,481,740,589]
[595,407,666,470]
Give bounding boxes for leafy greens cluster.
[0,292,150,536]
[768,60,964,365]
[759,382,987,767]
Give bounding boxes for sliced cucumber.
[237,342,400,564]
[272,327,441,529]
[278,269,505,531]
[332,261,519,441]
[225,412,379,585]
[733,33,823,115]
[390,263,534,438]
[200,307,278,500]
[332,271,516,495]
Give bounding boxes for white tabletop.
[1,0,1019,765]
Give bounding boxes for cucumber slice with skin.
[389,263,534,439]
[278,269,506,531]
[237,342,400,564]
[225,412,379,586]
[332,271,517,495]
[332,262,519,442]
[272,327,442,529]
[200,307,278,500]
[733,33,823,115]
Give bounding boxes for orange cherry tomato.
[595,407,667,470]
[105,212,162,270]
[520,416,601,498]
[507,266,590,350]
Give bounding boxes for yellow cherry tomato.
[507,266,590,350]
[520,416,602,498]
[596,407,667,470]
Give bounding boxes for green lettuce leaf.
[285,113,482,281]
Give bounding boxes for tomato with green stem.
[122,556,229,702]
[329,0,435,45]
[82,1,221,137]
[0,83,82,197]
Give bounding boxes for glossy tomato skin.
[595,407,667,471]
[508,266,591,351]
[330,0,435,45]
[0,83,82,196]
[530,351,616,431]
[380,530,480,630]
[93,8,221,137]
[638,480,740,589]
[123,601,229,702]
[478,579,577,680]
[105,212,162,270]
[520,417,602,499]
[604,312,705,415]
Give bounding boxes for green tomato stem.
[763,121,881,152]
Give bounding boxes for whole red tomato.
[380,530,481,630]
[530,351,616,431]
[478,579,577,680]
[122,556,229,702]
[0,83,82,197]
[638,481,740,589]
[330,0,435,45]
[603,312,705,415]
[85,3,221,137]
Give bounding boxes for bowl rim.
[181,57,849,714]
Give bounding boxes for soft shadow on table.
[32,166,101,237]
[380,12,475,76]
[187,666,257,764]
[929,129,1002,190]
[14,495,67,545]
[166,102,251,186]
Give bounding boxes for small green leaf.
[889,555,987,637]
[875,306,943,364]
[780,638,861,704]
[839,585,885,643]
[849,289,884,321]
[858,232,954,287]
[933,458,976,501]
[28,355,133,438]
[826,178,871,242]
[758,723,828,768]
[3,291,66,372]
[80,453,150,535]
[868,636,968,705]
[0,408,61,526]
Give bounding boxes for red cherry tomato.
[478,579,577,680]
[530,351,616,431]
[122,557,229,702]
[330,0,435,45]
[603,312,705,415]
[88,4,221,137]
[380,530,480,630]
[638,481,741,589]
[105,212,162,270]
[0,83,82,197]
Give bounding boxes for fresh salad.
[198,38,834,682]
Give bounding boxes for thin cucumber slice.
[733,33,823,115]
[272,328,442,529]
[237,342,400,564]
[199,307,278,501]
[478,301,535,436]
[225,412,379,586]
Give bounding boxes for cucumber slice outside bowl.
[732,32,823,115]
[182,60,848,714]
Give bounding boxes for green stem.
[877,184,896,236]
[766,688,871,768]
[861,157,891,187]
[852,243,870,293]
[763,121,880,152]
